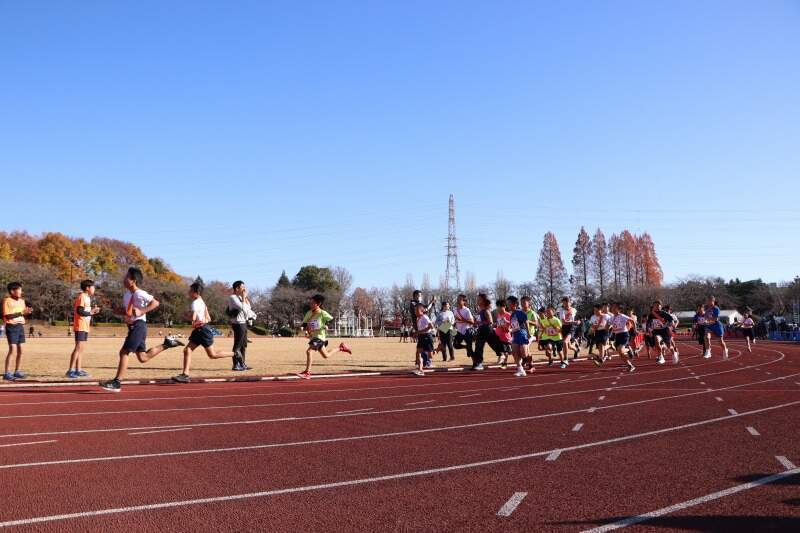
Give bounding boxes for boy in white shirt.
[414,303,435,376]
[172,283,239,383]
[100,268,183,392]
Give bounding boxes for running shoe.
[474,364,485,371]
[628,365,636,373]
[163,335,185,349]
[500,359,508,370]
[703,350,712,359]
[592,357,602,367]
[673,352,679,365]
[66,370,79,379]
[339,342,352,354]
[514,368,527,377]
[77,369,90,377]
[171,373,190,384]
[723,349,729,359]
[2,372,15,381]
[423,362,434,369]
[412,370,425,377]
[559,361,567,369]
[547,361,554,367]
[100,379,121,392]
[12,371,25,379]
[296,371,312,380]
[656,355,666,365]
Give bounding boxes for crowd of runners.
[406,289,756,377]
[1,269,758,392]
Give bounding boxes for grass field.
[3,334,555,381]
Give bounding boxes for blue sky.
[1,1,798,291]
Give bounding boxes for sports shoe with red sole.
[296,372,312,380]
[339,342,352,354]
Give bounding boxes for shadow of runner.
[558,515,799,532]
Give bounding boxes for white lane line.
[129,428,192,436]
[745,426,760,436]
[2,403,799,529]
[458,394,481,399]
[335,408,374,415]
[405,400,435,406]
[581,467,800,532]
[715,397,724,402]
[728,409,738,415]
[776,455,796,470]
[598,396,606,401]
[500,387,519,392]
[4,398,798,473]
[497,492,527,517]
[0,440,56,448]
[546,450,562,461]
[572,423,584,432]
[587,407,597,413]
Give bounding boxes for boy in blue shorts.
[100,268,184,392]
[172,282,242,383]
[703,295,728,359]
[507,296,531,377]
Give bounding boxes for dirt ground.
[2,331,553,381]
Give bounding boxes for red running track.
[0,340,798,532]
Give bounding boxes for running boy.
[100,268,184,392]
[539,306,566,368]
[413,303,435,376]
[507,296,531,377]
[494,299,513,368]
[702,295,728,359]
[558,297,581,359]
[298,294,352,379]
[647,300,677,365]
[453,294,475,360]
[67,279,100,378]
[172,283,243,383]
[740,308,756,353]
[3,282,33,381]
[608,303,636,372]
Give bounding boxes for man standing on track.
[227,280,255,371]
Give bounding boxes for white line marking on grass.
[3,401,799,529]
[580,467,800,532]
[497,492,527,517]
[715,397,724,402]
[746,427,760,436]
[129,428,192,436]
[776,456,796,470]
[458,394,481,399]
[405,400,435,406]
[335,408,374,415]
[0,440,56,448]
[572,423,584,432]
[728,409,738,415]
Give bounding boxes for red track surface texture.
[0,340,798,532]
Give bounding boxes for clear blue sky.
[2,1,798,291]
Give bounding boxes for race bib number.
[652,320,664,329]
[308,319,320,330]
[546,327,557,336]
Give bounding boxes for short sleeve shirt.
[511,310,530,344]
[124,289,154,324]
[304,309,333,340]
[539,317,563,341]
[3,297,25,325]
[73,293,92,332]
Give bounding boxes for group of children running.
[409,292,738,376]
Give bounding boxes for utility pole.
[444,194,461,296]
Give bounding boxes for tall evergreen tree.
[535,232,568,307]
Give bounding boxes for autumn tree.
[535,232,568,307]
[572,227,594,306]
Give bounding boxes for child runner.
[494,299,513,369]
[471,293,494,371]
[453,294,475,361]
[539,306,566,368]
[558,297,581,359]
[702,295,728,359]
[67,279,100,378]
[693,304,706,348]
[647,300,677,365]
[626,306,641,357]
[413,303,435,376]
[589,304,610,366]
[740,308,756,353]
[435,301,456,362]
[665,305,681,359]
[536,307,547,353]
[99,268,184,392]
[172,283,242,383]
[298,294,352,379]
[521,296,537,371]
[608,303,636,372]
[3,282,33,381]
[507,296,531,377]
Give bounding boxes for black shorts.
[5,324,25,345]
[189,326,215,348]
[644,334,656,347]
[542,339,563,351]
[416,333,435,354]
[74,331,89,342]
[613,332,630,348]
[498,341,512,354]
[561,324,576,338]
[742,328,755,340]
[308,338,329,352]
[594,329,609,346]
[122,321,148,353]
[653,328,672,343]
